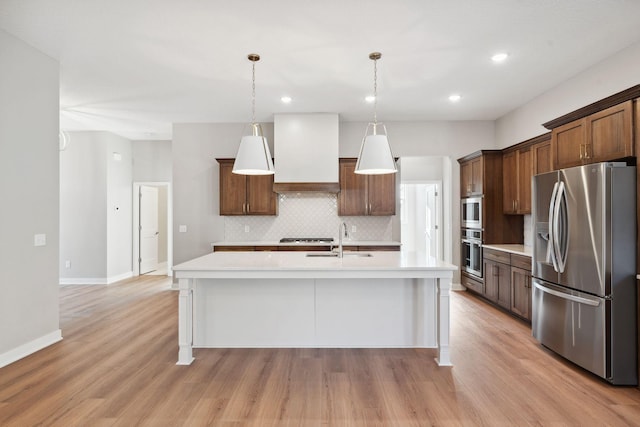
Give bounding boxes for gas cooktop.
[279,237,334,244]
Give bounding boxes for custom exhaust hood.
[273,113,340,193]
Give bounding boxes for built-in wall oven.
[461,228,482,278]
[461,196,482,229]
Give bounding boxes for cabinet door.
[552,119,585,170]
[247,175,276,215]
[586,100,633,162]
[460,161,472,196]
[495,262,511,309]
[510,266,531,320]
[516,147,532,214]
[219,160,247,215]
[470,157,483,195]
[532,139,552,175]
[338,159,367,216]
[367,173,396,215]
[484,259,510,308]
[483,259,498,302]
[502,151,517,214]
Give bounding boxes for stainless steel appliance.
[532,162,637,385]
[461,196,482,229]
[461,228,482,277]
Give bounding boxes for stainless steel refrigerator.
[532,162,637,385]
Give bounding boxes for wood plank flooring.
[1,275,640,426]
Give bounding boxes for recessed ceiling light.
[365,95,376,103]
[281,96,292,103]
[491,52,509,63]
[449,94,462,102]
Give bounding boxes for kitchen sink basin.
[305,252,372,258]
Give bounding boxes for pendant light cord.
[373,57,378,125]
[251,60,256,124]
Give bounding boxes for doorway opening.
[400,181,443,259]
[133,182,172,276]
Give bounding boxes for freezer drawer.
[532,279,637,385]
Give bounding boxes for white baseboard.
[0,329,63,368]
[60,277,108,285]
[60,271,133,285]
[107,271,133,284]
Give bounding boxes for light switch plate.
[179,225,187,233]
[34,234,46,246]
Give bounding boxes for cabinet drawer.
[483,248,511,264]
[462,274,484,294]
[510,254,532,270]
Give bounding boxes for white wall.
[173,120,495,279]
[133,140,172,182]
[106,137,133,279]
[60,132,108,278]
[0,30,61,366]
[60,131,133,283]
[496,40,640,148]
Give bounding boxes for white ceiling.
[2,0,640,140]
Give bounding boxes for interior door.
[425,184,439,259]
[140,185,159,274]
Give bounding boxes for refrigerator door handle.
[533,281,600,307]
[553,181,567,273]
[547,181,560,271]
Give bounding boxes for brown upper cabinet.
[502,146,532,215]
[338,158,396,216]
[460,156,483,196]
[532,136,552,175]
[551,100,633,170]
[217,158,277,216]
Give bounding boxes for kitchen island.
[173,251,457,366]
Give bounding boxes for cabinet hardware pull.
[584,144,590,159]
[515,200,518,211]
[247,203,250,213]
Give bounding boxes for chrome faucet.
[338,222,349,258]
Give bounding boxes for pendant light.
[232,53,275,175]
[355,52,397,175]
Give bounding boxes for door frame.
[132,182,173,277]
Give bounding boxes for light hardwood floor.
[1,274,640,426]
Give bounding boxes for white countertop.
[482,244,532,257]
[174,250,456,279]
[212,240,402,247]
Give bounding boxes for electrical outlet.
[179,225,187,233]
[244,225,250,233]
[34,234,46,246]
[351,225,357,233]
[65,260,71,269]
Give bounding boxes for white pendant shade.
[232,135,275,175]
[356,51,397,175]
[355,133,397,175]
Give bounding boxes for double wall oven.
[461,197,483,278]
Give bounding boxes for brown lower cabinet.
[464,248,532,322]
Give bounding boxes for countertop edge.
[482,244,532,257]
[211,241,402,247]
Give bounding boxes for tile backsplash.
[224,193,393,242]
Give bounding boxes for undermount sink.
[305,252,372,258]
